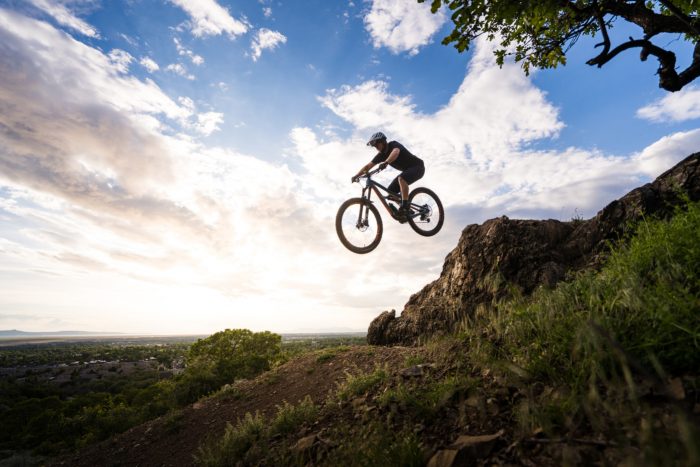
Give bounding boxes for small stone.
[447,429,505,462]
[427,449,458,467]
[401,365,424,377]
[667,378,686,400]
[292,434,317,453]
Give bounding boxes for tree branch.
[606,1,690,36]
[589,1,611,64]
[657,0,700,36]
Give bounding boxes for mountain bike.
[336,166,444,254]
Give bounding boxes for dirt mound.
[53,345,422,467]
[368,152,700,345]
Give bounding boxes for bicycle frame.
[357,168,422,221]
[359,170,401,212]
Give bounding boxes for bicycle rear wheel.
[335,198,383,254]
[407,187,444,237]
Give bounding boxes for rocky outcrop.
[368,153,700,346]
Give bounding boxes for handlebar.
[353,165,385,183]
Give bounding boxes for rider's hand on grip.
[378,162,388,170]
[351,175,359,183]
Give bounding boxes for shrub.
[196,412,266,466]
[335,366,388,401]
[270,396,318,436]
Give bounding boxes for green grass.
[493,201,700,380]
[315,345,350,364]
[378,375,474,419]
[324,422,425,467]
[196,200,700,466]
[335,366,388,401]
[458,200,700,462]
[196,412,265,466]
[195,397,318,466]
[270,396,318,436]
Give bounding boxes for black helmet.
[366,131,387,146]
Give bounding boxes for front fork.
[355,186,372,228]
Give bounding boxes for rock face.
[367,153,700,346]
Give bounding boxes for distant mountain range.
[0,329,121,337]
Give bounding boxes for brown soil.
[54,345,424,467]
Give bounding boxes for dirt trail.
[55,345,422,467]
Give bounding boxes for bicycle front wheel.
[335,198,383,254]
[407,187,444,237]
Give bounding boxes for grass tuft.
[335,366,388,401]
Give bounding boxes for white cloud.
[27,0,100,38]
[633,129,700,175]
[169,0,248,38]
[174,37,205,65]
[1,8,696,335]
[108,49,133,74]
[0,6,418,334]
[194,111,224,136]
[140,56,160,73]
[263,7,272,18]
[307,37,691,223]
[319,40,564,203]
[637,85,700,122]
[166,63,195,80]
[250,28,287,61]
[364,0,446,55]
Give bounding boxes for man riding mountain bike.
[352,131,425,220]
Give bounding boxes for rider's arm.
[384,148,400,166]
[354,161,376,178]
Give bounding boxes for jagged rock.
[427,429,505,467]
[368,153,700,346]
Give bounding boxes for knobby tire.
[407,187,444,237]
[335,198,383,254]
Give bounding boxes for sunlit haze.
[1,0,699,334]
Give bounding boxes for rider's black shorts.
[388,163,425,195]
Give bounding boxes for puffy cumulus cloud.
[108,49,133,73]
[250,28,287,62]
[139,56,160,73]
[633,129,700,176]
[193,111,224,136]
[174,37,204,65]
[0,10,246,267]
[0,9,385,333]
[364,0,446,55]
[305,37,693,224]
[319,39,564,207]
[0,11,183,195]
[637,85,700,122]
[27,0,100,38]
[165,63,195,80]
[169,0,248,38]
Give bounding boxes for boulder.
[368,153,700,346]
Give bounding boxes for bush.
[335,366,388,401]
[195,397,318,466]
[196,412,266,466]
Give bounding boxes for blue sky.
[0,0,699,334]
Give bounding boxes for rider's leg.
[399,177,408,208]
[399,177,409,203]
[387,178,401,201]
[398,177,410,215]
